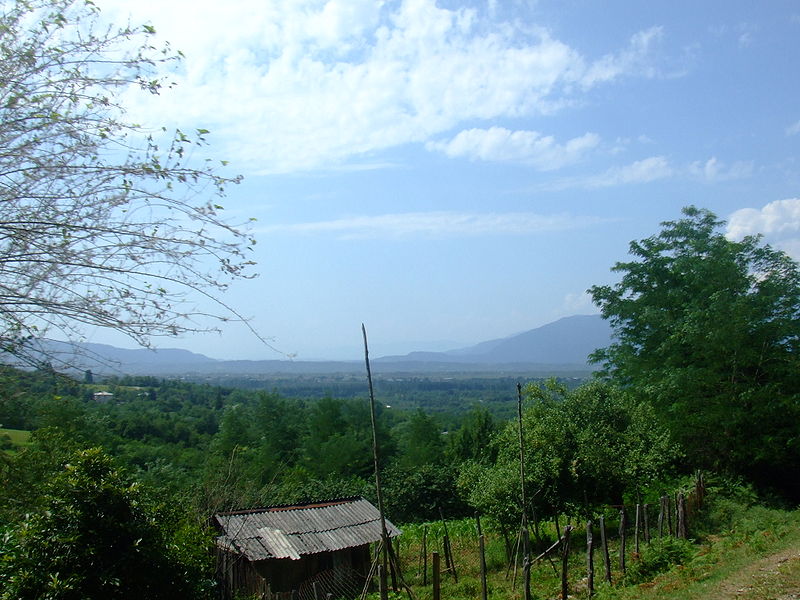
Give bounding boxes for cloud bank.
[112,0,663,174]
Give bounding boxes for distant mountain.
[16,315,612,376]
[377,315,612,366]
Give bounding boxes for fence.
[217,476,706,600]
[378,474,706,600]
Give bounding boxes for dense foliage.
[590,207,800,498]
[0,448,212,599]
[458,380,676,531]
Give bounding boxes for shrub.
[625,537,695,583]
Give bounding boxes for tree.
[458,381,675,528]
[590,206,800,496]
[0,448,213,599]
[393,408,444,470]
[0,0,258,368]
[445,404,498,464]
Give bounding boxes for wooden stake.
[363,325,390,598]
[600,515,612,584]
[619,508,627,575]
[432,552,441,600]
[421,525,428,586]
[479,534,488,600]
[587,520,595,597]
[561,526,572,600]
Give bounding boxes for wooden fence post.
[378,564,387,600]
[667,495,674,536]
[432,552,440,600]
[561,526,572,600]
[635,504,641,556]
[421,525,428,586]
[587,520,595,597]
[600,515,612,584]
[479,534,488,600]
[677,492,687,539]
[643,503,651,543]
[619,508,627,575]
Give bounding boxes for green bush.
[624,537,695,583]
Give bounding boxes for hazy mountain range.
[33,314,612,376]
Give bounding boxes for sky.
[85,0,800,360]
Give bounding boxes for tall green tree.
[394,409,444,470]
[459,381,675,527]
[590,206,800,496]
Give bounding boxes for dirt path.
[715,544,800,600]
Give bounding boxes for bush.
[0,448,214,600]
[625,537,695,583]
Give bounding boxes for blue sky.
[94,0,800,360]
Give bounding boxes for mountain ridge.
[26,314,612,376]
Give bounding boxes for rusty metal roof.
[213,497,401,561]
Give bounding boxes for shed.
[213,497,401,600]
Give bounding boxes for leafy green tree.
[445,404,498,464]
[590,207,800,496]
[383,463,469,523]
[0,0,256,368]
[0,448,213,599]
[459,381,675,526]
[393,409,445,470]
[301,398,378,479]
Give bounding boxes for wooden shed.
[213,497,401,600]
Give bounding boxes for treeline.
[0,366,512,524]
[0,363,682,532]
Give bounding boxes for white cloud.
[689,157,754,182]
[586,156,673,188]
[536,155,673,191]
[727,198,800,260]
[426,127,599,169]
[581,26,664,86]
[107,1,663,174]
[257,210,609,239]
[786,120,800,136]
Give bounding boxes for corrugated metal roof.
[213,497,401,562]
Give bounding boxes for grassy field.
[0,427,31,450]
[383,498,800,600]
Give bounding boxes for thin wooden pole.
[600,515,611,584]
[479,534,488,600]
[635,504,641,556]
[522,519,531,600]
[432,552,441,600]
[517,383,530,562]
[561,526,572,600]
[439,506,457,582]
[619,508,627,575]
[587,520,595,597]
[362,325,390,600]
[421,525,428,586]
